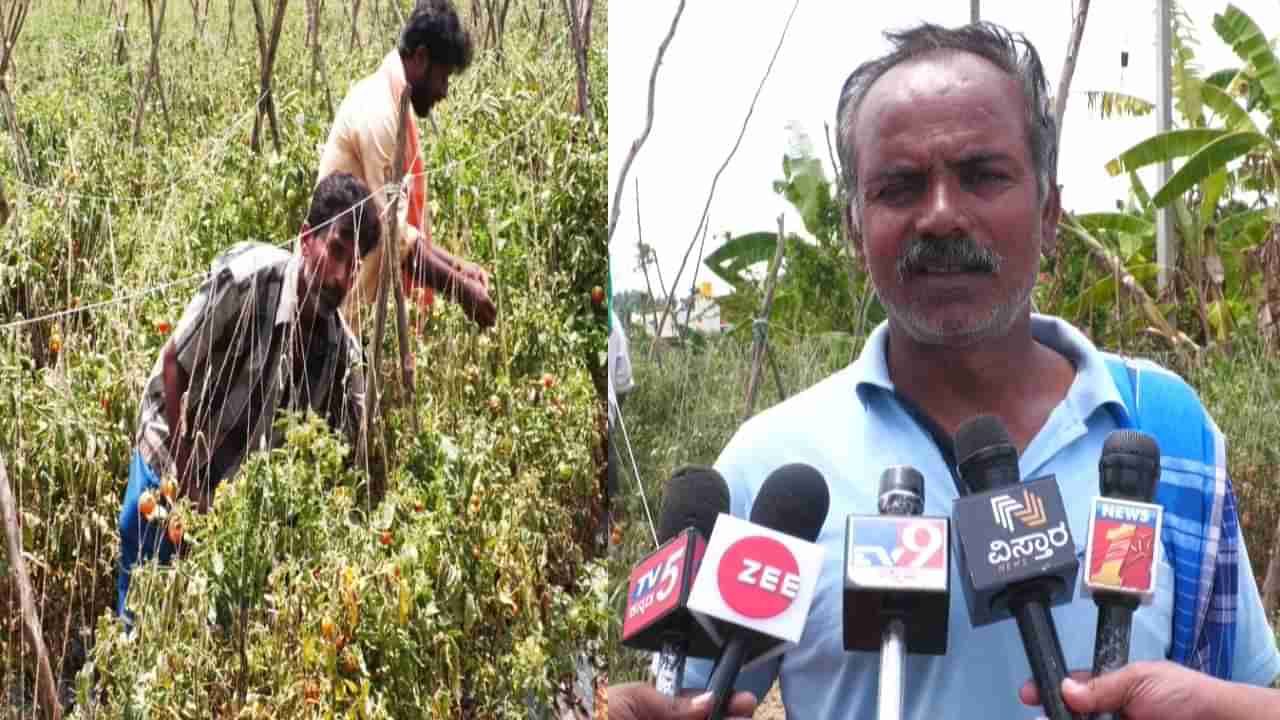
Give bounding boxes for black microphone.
[951,415,1081,720]
[703,463,830,720]
[1085,431,1162,720]
[620,465,729,696]
[844,466,950,720]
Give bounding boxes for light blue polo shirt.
[683,315,1279,719]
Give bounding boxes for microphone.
[844,466,950,720]
[621,466,730,696]
[1084,430,1162,720]
[686,463,830,720]
[951,415,1081,720]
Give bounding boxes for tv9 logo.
[850,517,946,569]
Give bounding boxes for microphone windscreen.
[749,463,830,543]
[954,414,1012,466]
[1099,430,1161,502]
[657,466,731,543]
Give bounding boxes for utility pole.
[970,0,979,23]
[1156,0,1174,292]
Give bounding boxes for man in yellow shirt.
[319,0,495,329]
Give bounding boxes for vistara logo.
[991,489,1047,532]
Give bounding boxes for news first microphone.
[1084,430,1163,720]
[620,466,730,696]
[844,466,950,720]
[686,463,830,720]
[951,415,1081,720]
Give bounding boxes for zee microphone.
[620,466,729,696]
[685,463,830,720]
[1084,430,1162,720]
[951,415,1081,720]
[844,466,950,720]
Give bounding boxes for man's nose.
[915,177,969,240]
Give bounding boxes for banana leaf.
[1105,128,1227,176]
[1213,5,1280,118]
[1151,131,1272,207]
[1199,81,1258,133]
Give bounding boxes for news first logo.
[846,516,948,592]
[986,489,1070,573]
[1085,497,1163,596]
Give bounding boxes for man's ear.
[299,222,314,250]
[1040,182,1062,259]
[843,196,866,271]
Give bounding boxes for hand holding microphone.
[844,466,950,720]
[1083,430,1162,720]
[951,415,1081,720]
[621,466,730,696]
[686,463,830,720]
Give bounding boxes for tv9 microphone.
[621,466,729,696]
[951,415,1081,720]
[844,466,950,720]
[686,463,830,720]
[1084,430,1162,720]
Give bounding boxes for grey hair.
[835,22,1057,220]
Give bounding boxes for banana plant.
[1098,4,1280,345]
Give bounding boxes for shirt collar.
[850,314,1131,426]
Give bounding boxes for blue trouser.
[116,450,178,618]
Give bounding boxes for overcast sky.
[607,0,1280,296]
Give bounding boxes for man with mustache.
[660,21,1279,720]
[115,172,380,619]
[318,0,495,330]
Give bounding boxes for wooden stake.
[0,453,62,720]
[744,215,786,420]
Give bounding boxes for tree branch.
[648,0,800,359]
[1054,0,1090,149]
[606,0,686,246]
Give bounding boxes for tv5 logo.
[850,517,946,570]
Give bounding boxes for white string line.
[610,389,658,549]
[0,77,571,332]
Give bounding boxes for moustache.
[896,236,1002,281]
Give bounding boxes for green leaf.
[1152,131,1270,207]
[1200,82,1258,133]
[1213,5,1280,116]
[703,232,782,288]
[1199,169,1229,230]
[1105,129,1228,176]
[1075,212,1153,238]
[1129,172,1152,211]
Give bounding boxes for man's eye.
[963,168,1008,186]
[877,181,919,203]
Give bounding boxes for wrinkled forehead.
[851,50,1028,167]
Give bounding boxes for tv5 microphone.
[951,415,1081,720]
[1084,430,1162,720]
[686,463,830,720]
[621,466,729,696]
[844,466,950,720]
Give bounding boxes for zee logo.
[718,536,803,619]
[851,518,946,569]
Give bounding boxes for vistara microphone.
[1084,430,1163,720]
[844,466,950,720]
[686,463,830,720]
[621,466,729,696]
[951,415,1081,720]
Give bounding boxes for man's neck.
[885,314,1075,453]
